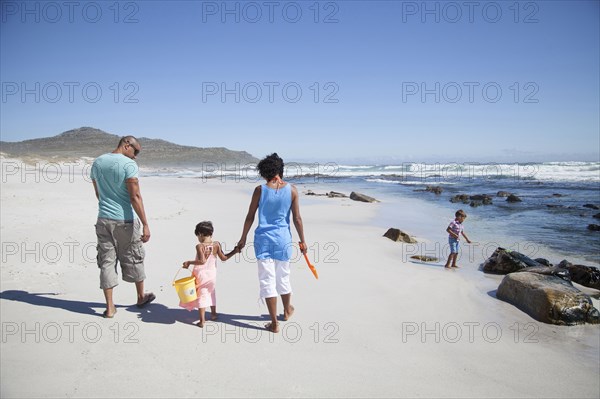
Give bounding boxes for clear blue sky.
[1,0,599,163]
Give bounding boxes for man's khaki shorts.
[95,218,146,289]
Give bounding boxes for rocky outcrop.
[305,190,348,198]
[497,272,600,325]
[383,228,417,243]
[587,224,600,231]
[350,192,378,203]
[450,193,492,206]
[482,248,545,274]
[515,266,571,282]
[583,204,599,210]
[506,194,522,202]
[557,260,600,290]
[534,258,552,266]
[410,255,439,262]
[425,186,443,195]
[497,191,512,197]
[450,194,470,204]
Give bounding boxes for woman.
[236,153,307,333]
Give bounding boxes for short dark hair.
[455,210,467,218]
[118,135,138,148]
[256,153,284,180]
[194,221,214,236]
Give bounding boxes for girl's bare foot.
[283,305,295,321]
[265,322,279,333]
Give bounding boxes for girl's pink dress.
[179,248,217,310]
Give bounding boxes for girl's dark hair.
[256,153,284,180]
[194,221,214,236]
[455,210,467,218]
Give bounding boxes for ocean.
[142,161,600,266]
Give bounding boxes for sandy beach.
[1,158,599,398]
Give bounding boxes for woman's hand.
[299,242,307,254]
[237,238,246,251]
[182,261,190,268]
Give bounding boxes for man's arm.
[126,177,150,243]
[92,180,99,200]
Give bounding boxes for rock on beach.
[350,192,378,203]
[497,272,600,325]
[383,228,417,243]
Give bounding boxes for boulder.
[515,266,571,283]
[534,258,552,267]
[327,191,347,198]
[350,192,378,203]
[497,191,512,197]
[497,272,600,325]
[410,255,439,262]
[383,228,417,244]
[470,201,482,207]
[593,213,600,219]
[506,194,522,202]
[587,224,600,231]
[482,247,545,274]
[425,186,443,195]
[470,194,492,202]
[450,194,470,204]
[583,204,600,210]
[557,260,600,290]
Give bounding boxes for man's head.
[117,136,141,159]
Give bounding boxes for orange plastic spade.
[299,242,318,280]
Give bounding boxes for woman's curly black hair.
[256,153,284,180]
[194,221,214,236]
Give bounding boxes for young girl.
[181,221,237,327]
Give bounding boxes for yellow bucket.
[172,268,198,303]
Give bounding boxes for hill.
[0,127,258,167]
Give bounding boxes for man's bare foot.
[283,305,295,321]
[210,314,218,321]
[265,322,279,333]
[102,307,117,318]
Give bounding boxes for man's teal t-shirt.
[91,153,139,221]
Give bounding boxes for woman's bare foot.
[196,320,204,328]
[210,314,218,321]
[283,305,295,321]
[265,322,279,333]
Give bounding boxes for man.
[91,136,154,318]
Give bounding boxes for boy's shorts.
[96,218,146,289]
[449,238,459,254]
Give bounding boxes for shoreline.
[1,158,599,398]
